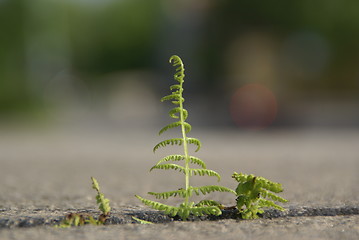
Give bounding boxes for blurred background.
[1,0,359,210]
[1,0,359,130]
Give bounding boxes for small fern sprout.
[56,177,111,228]
[136,55,235,220]
[232,172,288,219]
[91,177,111,223]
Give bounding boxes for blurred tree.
[68,0,162,77]
[202,0,359,94]
[0,0,32,114]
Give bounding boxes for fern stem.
[179,81,190,206]
[172,57,191,205]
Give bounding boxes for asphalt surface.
[0,126,358,239]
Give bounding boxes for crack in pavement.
[0,206,358,228]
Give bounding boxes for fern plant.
[91,176,111,223]
[232,172,288,219]
[136,55,235,220]
[56,177,111,228]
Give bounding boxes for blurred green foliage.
[1,0,359,115]
[0,0,28,113]
[68,0,162,74]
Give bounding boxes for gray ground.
[0,126,358,239]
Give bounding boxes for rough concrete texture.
[0,127,358,239]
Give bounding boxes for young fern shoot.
[232,172,288,219]
[136,55,235,220]
[56,177,111,228]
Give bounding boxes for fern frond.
[195,200,224,209]
[186,137,201,152]
[189,205,222,217]
[150,163,185,173]
[232,172,254,183]
[135,195,180,217]
[155,154,185,164]
[153,138,183,152]
[136,195,222,220]
[168,107,188,120]
[154,155,206,168]
[148,185,235,200]
[258,179,284,193]
[161,93,184,103]
[189,169,221,181]
[192,185,236,195]
[188,156,206,168]
[258,199,286,211]
[137,55,229,221]
[148,188,189,199]
[91,177,111,216]
[169,55,185,84]
[159,121,191,135]
[232,172,288,219]
[158,122,181,135]
[170,84,182,91]
[261,190,288,203]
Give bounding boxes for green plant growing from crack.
[56,177,111,228]
[232,172,288,219]
[135,55,235,220]
[56,55,288,225]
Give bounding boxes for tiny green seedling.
[136,55,235,220]
[91,176,111,219]
[232,172,288,219]
[56,177,111,228]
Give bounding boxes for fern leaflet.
[150,163,185,172]
[169,107,188,120]
[195,200,224,209]
[189,169,221,181]
[159,121,191,135]
[154,155,206,168]
[186,137,201,152]
[148,185,235,200]
[153,138,183,152]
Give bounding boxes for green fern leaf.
[148,188,189,199]
[91,177,111,216]
[232,172,288,219]
[258,178,284,193]
[153,138,183,152]
[189,205,222,217]
[258,199,286,211]
[158,122,181,135]
[169,56,185,83]
[168,107,188,120]
[148,185,235,200]
[261,190,288,203]
[159,121,191,135]
[150,163,186,173]
[135,195,180,216]
[170,84,182,91]
[188,156,206,168]
[186,137,201,152]
[154,155,206,168]
[161,94,184,103]
[189,169,221,181]
[155,154,185,165]
[232,172,254,183]
[195,200,224,208]
[192,185,236,195]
